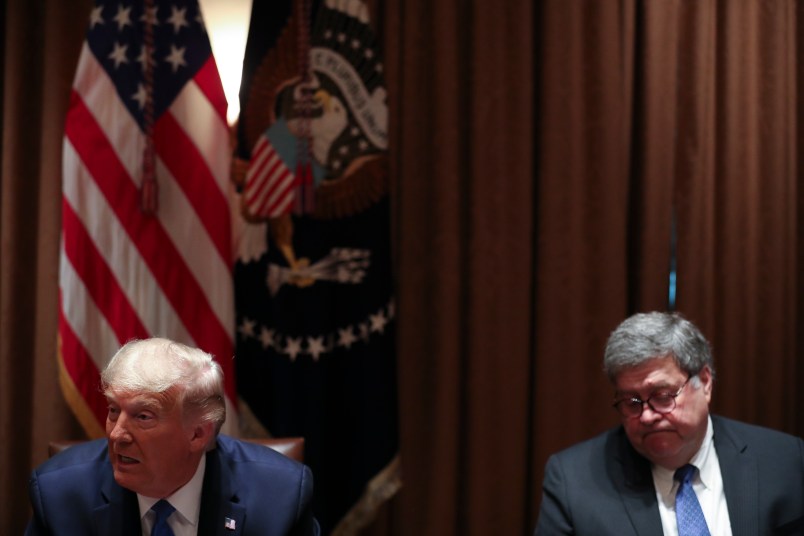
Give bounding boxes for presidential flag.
[232,0,400,532]
[59,0,236,436]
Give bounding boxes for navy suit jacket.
[26,435,320,536]
[535,416,804,535]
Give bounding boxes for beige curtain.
[3,0,803,534]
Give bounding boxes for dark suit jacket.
[535,416,804,535]
[26,435,320,536]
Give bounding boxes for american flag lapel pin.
[224,517,236,531]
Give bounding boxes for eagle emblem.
[233,0,388,289]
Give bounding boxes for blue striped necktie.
[674,464,710,536]
[150,499,175,536]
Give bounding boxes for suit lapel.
[713,417,758,536]
[609,428,665,536]
[92,464,141,536]
[198,441,247,536]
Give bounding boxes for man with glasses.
[535,312,803,535]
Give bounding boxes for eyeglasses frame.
[612,375,692,418]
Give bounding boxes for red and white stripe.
[243,133,296,218]
[59,41,237,436]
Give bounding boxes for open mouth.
[117,454,140,465]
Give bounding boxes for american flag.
[59,0,236,436]
[243,128,296,218]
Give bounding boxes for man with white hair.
[26,338,320,535]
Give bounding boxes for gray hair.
[603,312,715,382]
[101,338,226,435]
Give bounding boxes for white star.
[358,139,369,150]
[324,29,333,39]
[131,83,147,109]
[238,318,257,338]
[108,42,129,68]
[167,6,189,33]
[113,5,132,31]
[140,5,159,27]
[259,327,275,349]
[375,63,384,73]
[364,48,375,59]
[89,5,104,28]
[338,145,349,155]
[337,327,357,349]
[351,38,361,49]
[285,337,302,361]
[307,337,326,361]
[164,45,187,72]
[337,33,346,43]
[350,126,360,136]
[370,310,387,333]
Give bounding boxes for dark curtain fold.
[387,1,535,533]
[2,0,804,534]
[677,0,802,434]
[533,2,636,483]
[1,0,89,533]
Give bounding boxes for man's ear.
[188,421,215,452]
[699,365,714,400]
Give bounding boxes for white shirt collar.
[138,454,206,529]
[689,414,716,489]
[652,415,714,500]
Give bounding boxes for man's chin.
[115,472,159,497]
[639,433,681,458]
[113,471,136,489]
[112,464,144,487]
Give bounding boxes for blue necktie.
[674,464,710,536]
[150,499,175,536]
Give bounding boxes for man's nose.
[639,403,663,424]
[108,416,132,443]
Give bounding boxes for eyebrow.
[615,382,676,398]
[106,395,162,413]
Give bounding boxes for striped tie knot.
[150,499,175,536]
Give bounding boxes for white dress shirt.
[652,416,733,536]
[138,454,206,536]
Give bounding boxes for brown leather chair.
[244,436,304,462]
[48,436,305,463]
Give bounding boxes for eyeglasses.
[612,376,691,418]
